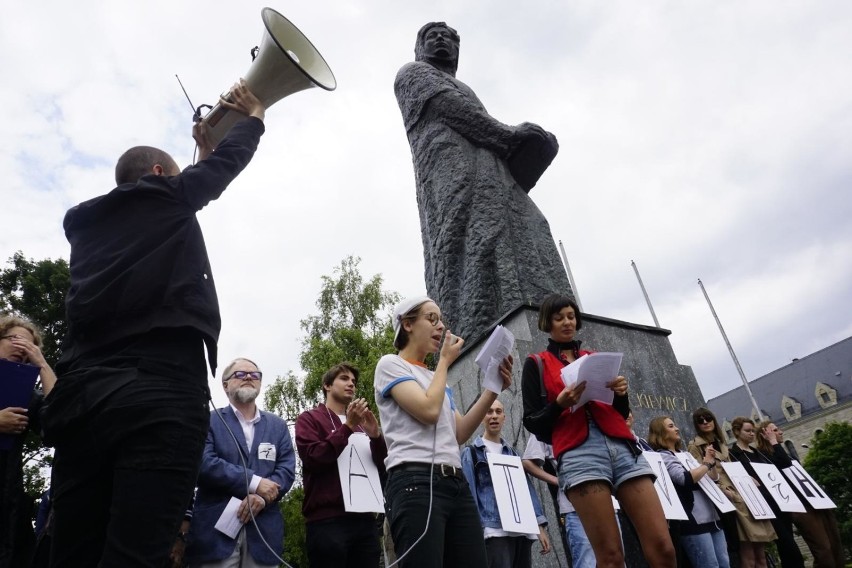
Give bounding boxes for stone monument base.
[447,303,706,568]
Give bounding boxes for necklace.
[324,403,364,434]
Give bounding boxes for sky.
[2,1,851,409]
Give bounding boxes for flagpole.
[558,240,583,311]
[631,260,660,328]
[697,278,763,419]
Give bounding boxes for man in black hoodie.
[45,80,265,568]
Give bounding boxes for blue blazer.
[187,406,295,565]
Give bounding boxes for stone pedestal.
[447,304,705,568]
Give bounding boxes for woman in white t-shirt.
[374,296,512,568]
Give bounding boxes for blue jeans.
[385,468,487,568]
[564,512,595,568]
[680,529,730,568]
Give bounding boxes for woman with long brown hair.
[688,408,776,568]
[754,420,844,567]
[729,417,804,568]
[648,415,729,567]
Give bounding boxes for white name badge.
[257,442,276,461]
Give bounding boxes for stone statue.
[395,22,572,342]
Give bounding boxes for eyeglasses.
[420,312,442,326]
[226,370,262,381]
[696,415,714,425]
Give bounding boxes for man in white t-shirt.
[461,400,550,568]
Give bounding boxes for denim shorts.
[558,420,652,493]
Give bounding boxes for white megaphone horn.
[201,7,336,145]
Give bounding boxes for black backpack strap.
[530,353,546,404]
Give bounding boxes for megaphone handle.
[194,104,213,123]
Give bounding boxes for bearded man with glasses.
[186,357,295,568]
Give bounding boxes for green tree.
[264,256,399,567]
[265,256,400,422]
[803,421,852,560]
[279,487,308,568]
[0,251,70,368]
[1,251,70,502]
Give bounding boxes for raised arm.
[388,330,464,425]
[455,356,513,444]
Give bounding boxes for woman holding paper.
[374,296,513,567]
[688,409,775,568]
[729,417,805,568]
[755,421,844,568]
[0,315,57,567]
[647,416,729,568]
[521,294,675,568]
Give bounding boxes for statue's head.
[415,22,460,75]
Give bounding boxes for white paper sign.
[720,461,776,520]
[560,353,623,411]
[474,325,515,394]
[750,463,806,513]
[674,452,735,513]
[782,460,836,510]
[641,451,688,520]
[337,433,384,513]
[486,453,539,534]
[214,497,244,538]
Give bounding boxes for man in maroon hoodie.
[295,363,387,567]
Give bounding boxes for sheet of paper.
[486,453,539,534]
[640,451,688,520]
[750,463,806,513]
[214,497,244,539]
[337,433,384,513]
[720,461,776,520]
[560,353,622,411]
[0,359,40,450]
[782,460,836,510]
[674,452,736,513]
[474,325,515,394]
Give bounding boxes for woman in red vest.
[522,294,674,568]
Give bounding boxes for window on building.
[814,382,837,409]
[781,395,802,422]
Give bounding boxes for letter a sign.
[337,433,384,513]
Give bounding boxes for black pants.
[46,369,208,567]
[306,515,381,568]
[384,468,487,568]
[484,537,533,568]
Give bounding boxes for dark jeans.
[384,469,487,568]
[484,537,533,568]
[305,515,381,568]
[47,369,208,567]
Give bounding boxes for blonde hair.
[0,314,42,348]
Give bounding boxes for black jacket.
[59,117,264,375]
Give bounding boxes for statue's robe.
[395,61,572,341]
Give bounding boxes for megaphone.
[202,7,336,144]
